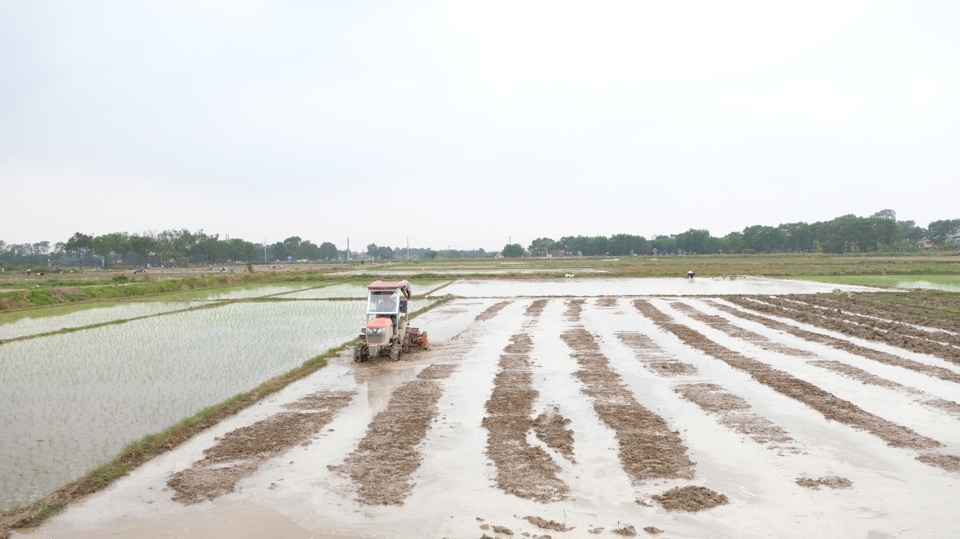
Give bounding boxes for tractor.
[353,280,428,362]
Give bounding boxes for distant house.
[549,250,566,258]
[922,240,934,249]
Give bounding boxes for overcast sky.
[1,0,958,250]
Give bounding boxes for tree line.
[0,230,342,268]
[510,210,959,257]
[1,210,958,268]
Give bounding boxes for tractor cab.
[354,280,427,363]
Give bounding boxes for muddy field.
[17,279,960,539]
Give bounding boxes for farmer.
[687,270,695,280]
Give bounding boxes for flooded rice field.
[0,297,435,510]
[0,302,202,341]
[435,276,881,297]
[278,280,450,300]
[17,278,960,539]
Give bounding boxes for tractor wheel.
[390,342,403,361]
[402,332,411,353]
[353,344,367,363]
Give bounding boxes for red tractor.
[353,280,428,362]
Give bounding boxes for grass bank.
[795,274,960,292]
[0,295,452,537]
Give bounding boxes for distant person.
[687,270,695,280]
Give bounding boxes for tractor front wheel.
[390,342,403,361]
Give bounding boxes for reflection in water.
[353,363,420,412]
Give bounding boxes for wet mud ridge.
[634,300,942,452]
[710,300,960,385]
[167,390,356,504]
[564,299,585,322]
[616,331,698,376]
[810,360,960,419]
[670,302,814,357]
[735,296,960,366]
[476,301,514,321]
[674,383,795,450]
[524,299,549,320]
[595,297,618,308]
[560,328,696,483]
[331,363,457,505]
[791,292,960,335]
[483,333,569,501]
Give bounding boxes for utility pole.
[263,239,267,262]
[406,236,410,262]
[346,236,350,261]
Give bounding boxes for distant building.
[549,250,566,258]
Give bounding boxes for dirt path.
[710,300,960,385]
[331,363,457,505]
[634,300,942,451]
[561,327,697,483]
[168,390,356,504]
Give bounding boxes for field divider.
[0,295,453,538]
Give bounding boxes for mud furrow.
[532,408,575,462]
[670,302,814,357]
[732,296,960,366]
[709,300,960,385]
[483,334,568,501]
[634,300,941,451]
[595,297,618,308]
[168,390,356,504]
[615,332,698,375]
[561,328,696,482]
[810,360,960,420]
[524,299,549,319]
[476,301,513,321]
[674,383,794,447]
[792,293,960,335]
[332,364,456,505]
[783,297,960,341]
[564,299,585,321]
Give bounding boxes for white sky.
[1,0,958,250]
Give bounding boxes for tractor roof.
[367,280,412,298]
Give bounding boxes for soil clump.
[651,485,729,512]
[916,453,960,472]
[710,300,960,385]
[167,390,355,504]
[523,515,572,531]
[331,363,456,505]
[616,331,698,375]
[643,526,663,535]
[483,334,568,501]
[635,300,942,451]
[477,301,513,321]
[561,328,696,482]
[595,297,618,308]
[612,524,637,536]
[795,476,852,490]
[670,301,814,356]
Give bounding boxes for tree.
[675,229,713,254]
[318,242,338,260]
[501,243,525,258]
[927,219,960,246]
[871,209,897,220]
[65,232,93,267]
[528,237,559,257]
